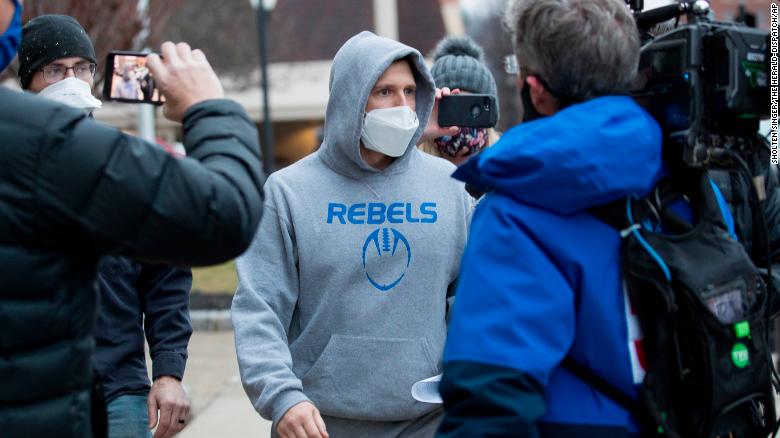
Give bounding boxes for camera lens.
[483,97,491,111]
[470,105,481,119]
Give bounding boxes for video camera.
[629,0,770,169]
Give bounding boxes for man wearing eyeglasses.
[23,54,96,91]
[16,14,194,438]
[18,14,102,114]
[28,59,97,90]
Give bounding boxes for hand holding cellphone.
[438,94,498,128]
[103,51,164,105]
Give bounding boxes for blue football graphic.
[362,227,411,291]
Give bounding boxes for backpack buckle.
[620,223,641,238]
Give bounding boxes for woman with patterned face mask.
[418,36,500,174]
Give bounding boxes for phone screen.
[105,53,164,105]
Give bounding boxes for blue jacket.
[94,256,193,402]
[438,96,664,437]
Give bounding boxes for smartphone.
[438,94,498,128]
[103,51,164,105]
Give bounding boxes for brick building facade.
[708,0,771,29]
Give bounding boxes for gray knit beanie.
[430,36,499,120]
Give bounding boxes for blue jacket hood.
[454,96,664,214]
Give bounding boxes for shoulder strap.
[588,198,627,231]
[589,178,697,235]
[561,357,643,413]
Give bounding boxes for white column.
[440,0,465,36]
[137,104,156,143]
[373,0,399,40]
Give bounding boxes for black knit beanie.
[18,15,96,89]
[430,36,499,121]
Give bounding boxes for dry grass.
[191,260,237,294]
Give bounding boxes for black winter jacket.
[94,257,192,402]
[0,88,264,437]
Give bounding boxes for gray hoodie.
[232,31,472,427]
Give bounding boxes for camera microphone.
[636,2,688,31]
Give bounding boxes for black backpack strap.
[580,194,670,433]
[588,198,628,231]
[562,358,666,436]
[589,180,695,237]
[562,357,643,413]
[579,201,643,415]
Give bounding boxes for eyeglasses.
[41,62,97,84]
[503,55,520,75]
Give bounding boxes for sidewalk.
[177,330,780,437]
[178,331,272,437]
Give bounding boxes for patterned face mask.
[434,127,488,158]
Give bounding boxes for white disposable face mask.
[38,77,102,113]
[360,105,419,158]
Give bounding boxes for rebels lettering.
[327,202,437,224]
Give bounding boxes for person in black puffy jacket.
[18,15,196,438]
[0,2,265,437]
[18,14,198,438]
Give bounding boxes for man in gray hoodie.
[232,31,472,437]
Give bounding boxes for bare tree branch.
[2,0,183,90]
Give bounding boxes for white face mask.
[38,77,102,113]
[360,105,419,158]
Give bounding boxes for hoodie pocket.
[301,335,440,422]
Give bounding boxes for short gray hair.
[504,0,640,102]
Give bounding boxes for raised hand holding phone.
[146,42,224,123]
[421,87,461,143]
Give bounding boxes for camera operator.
[436,0,663,436]
[0,1,265,437]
